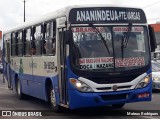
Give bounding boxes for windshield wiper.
[89,24,110,55]
[121,23,132,59]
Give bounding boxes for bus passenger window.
[33,25,43,56]
[17,31,23,56]
[44,21,56,55]
[24,29,31,56]
[44,38,56,55]
[11,33,16,56]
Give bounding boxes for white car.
[152,60,160,90]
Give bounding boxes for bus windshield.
[71,26,149,72]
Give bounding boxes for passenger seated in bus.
[30,47,36,55]
[44,39,56,55]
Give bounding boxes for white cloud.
[0,0,160,30]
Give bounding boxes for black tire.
[49,85,63,112]
[16,78,25,100]
[7,68,12,90]
[112,103,125,108]
[8,78,12,90]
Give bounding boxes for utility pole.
[22,0,27,22]
[24,0,26,22]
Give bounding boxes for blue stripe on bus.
[7,66,59,102]
[3,58,152,109]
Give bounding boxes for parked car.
[152,60,160,90]
[0,63,3,73]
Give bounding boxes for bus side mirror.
[65,30,72,44]
[149,25,157,52]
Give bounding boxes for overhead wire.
[142,1,160,22]
[143,0,160,9]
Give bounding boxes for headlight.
[135,76,150,89]
[152,77,160,81]
[70,78,93,92]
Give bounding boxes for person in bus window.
[52,38,56,55]
[30,43,36,55]
[44,38,56,55]
[30,47,36,55]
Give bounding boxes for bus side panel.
[20,74,59,101]
[18,73,47,101]
[31,75,46,100]
[32,75,60,102]
[19,73,32,95]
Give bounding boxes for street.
[0,74,160,119]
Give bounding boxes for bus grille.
[100,93,128,101]
[96,85,132,91]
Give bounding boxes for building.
[150,23,160,51]
[0,31,2,40]
[0,31,2,61]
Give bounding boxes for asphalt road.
[0,74,160,119]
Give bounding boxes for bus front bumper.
[68,84,152,109]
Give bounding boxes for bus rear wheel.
[50,85,62,112]
[112,103,125,108]
[16,78,25,100]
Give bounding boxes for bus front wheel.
[50,85,62,112]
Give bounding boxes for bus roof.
[3,4,145,34]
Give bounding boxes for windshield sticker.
[72,27,112,41]
[79,57,113,70]
[79,57,145,69]
[113,27,143,32]
[115,57,145,67]
[72,27,105,33]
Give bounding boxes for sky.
[0,0,160,31]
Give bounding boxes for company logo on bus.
[112,85,118,91]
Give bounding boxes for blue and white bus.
[3,5,156,111]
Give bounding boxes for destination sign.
[69,7,147,24]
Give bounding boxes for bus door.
[5,40,12,89]
[57,17,68,105]
[58,28,68,105]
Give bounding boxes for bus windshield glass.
[71,26,149,72]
